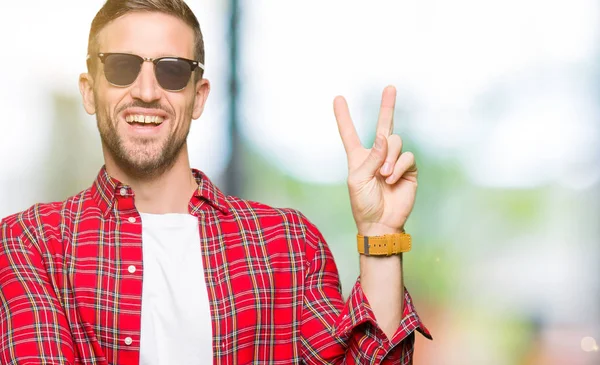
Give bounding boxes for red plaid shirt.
[0,168,430,364]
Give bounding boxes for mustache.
[116,101,173,116]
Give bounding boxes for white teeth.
[126,114,164,125]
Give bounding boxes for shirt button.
[119,187,127,196]
[124,337,133,346]
[128,217,136,223]
[128,265,136,274]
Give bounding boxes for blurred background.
[1,0,599,363]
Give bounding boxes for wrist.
[357,222,405,237]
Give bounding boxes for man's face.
[80,11,209,178]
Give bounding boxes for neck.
[104,145,198,214]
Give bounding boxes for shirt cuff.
[334,280,432,347]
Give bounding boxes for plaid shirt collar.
[91,166,230,218]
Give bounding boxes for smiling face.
[79,11,210,179]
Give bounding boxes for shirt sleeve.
[335,281,432,363]
[298,214,431,364]
[0,218,75,365]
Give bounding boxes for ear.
[79,72,96,115]
[192,78,210,120]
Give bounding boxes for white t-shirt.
[138,213,213,364]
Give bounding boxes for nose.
[129,61,161,102]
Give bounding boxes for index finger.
[376,85,397,137]
[334,95,362,155]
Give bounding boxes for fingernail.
[381,162,391,175]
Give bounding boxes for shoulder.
[224,196,326,251]
[195,169,321,241]
[1,187,95,243]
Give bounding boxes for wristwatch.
[357,233,412,256]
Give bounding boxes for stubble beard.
[96,105,192,180]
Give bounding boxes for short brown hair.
[87,0,205,80]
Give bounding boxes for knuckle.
[370,149,385,161]
[388,134,402,143]
[347,174,361,187]
[387,134,403,152]
[401,151,414,162]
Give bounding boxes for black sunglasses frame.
[90,52,205,91]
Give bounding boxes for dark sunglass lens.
[155,59,192,90]
[103,54,142,86]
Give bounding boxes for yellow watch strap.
[357,233,412,256]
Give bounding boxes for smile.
[125,114,165,125]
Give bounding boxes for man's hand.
[334,85,417,237]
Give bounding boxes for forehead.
[96,11,195,59]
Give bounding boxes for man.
[0,0,430,364]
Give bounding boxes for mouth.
[119,108,170,136]
[121,108,169,132]
[125,114,165,126]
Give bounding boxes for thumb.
[358,134,387,177]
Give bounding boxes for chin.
[121,158,170,179]
[107,133,186,178]
[116,148,168,176]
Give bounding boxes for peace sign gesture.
[334,86,417,237]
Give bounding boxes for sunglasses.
[89,52,204,91]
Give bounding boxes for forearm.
[360,254,404,340]
[333,84,429,360]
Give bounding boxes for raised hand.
[334,86,417,237]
